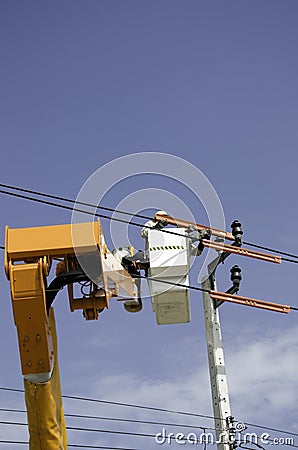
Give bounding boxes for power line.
[1,249,297,311]
[0,420,155,439]
[0,386,226,422]
[68,446,139,450]
[0,420,208,443]
[0,441,139,450]
[0,442,28,446]
[0,408,26,414]
[1,439,296,450]
[0,182,151,221]
[3,406,298,444]
[0,407,218,432]
[135,274,298,311]
[1,386,298,439]
[68,425,185,440]
[1,421,298,449]
[1,183,298,264]
[136,274,209,293]
[67,414,213,431]
[238,430,298,449]
[0,188,194,241]
[242,423,298,439]
[243,240,298,260]
[62,393,216,421]
[0,190,297,306]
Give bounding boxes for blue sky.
[0,1,298,448]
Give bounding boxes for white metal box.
[147,228,191,325]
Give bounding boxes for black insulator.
[230,265,242,283]
[231,220,243,241]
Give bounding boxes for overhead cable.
[1,183,298,263]
[0,420,211,443]
[0,407,218,432]
[0,189,194,241]
[1,386,298,439]
[0,182,151,220]
[0,441,138,450]
[1,420,298,449]
[0,386,230,422]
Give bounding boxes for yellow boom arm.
[4,220,136,449]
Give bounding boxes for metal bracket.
[215,266,242,309]
[210,291,290,314]
[202,239,281,264]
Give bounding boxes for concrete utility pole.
[202,258,235,450]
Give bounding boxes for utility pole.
[202,257,236,450]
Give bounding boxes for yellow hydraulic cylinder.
[24,308,67,450]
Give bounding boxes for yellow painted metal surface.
[6,221,101,260]
[9,260,53,375]
[24,308,67,450]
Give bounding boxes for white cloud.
[74,324,298,448]
[225,325,298,430]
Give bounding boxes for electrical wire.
[238,441,266,450]
[68,446,139,450]
[5,263,298,312]
[242,240,298,260]
[67,425,180,440]
[134,274,298,311]
[4,406,296,447]
[62,393,216,421]
[0,182,151,221]
[0,420,156,440]
[0,386,225,422]
[0,441,139,450]
[135,274,209,293]
[0,407,218,432]
[2,188,297,311]
[0,408,26,414]
[0,420,208,443]
[1,387,298,439]
[0,442,28,446]
[0,189,195,241]
[67,446,139,450]
[2,421,298,449]
[238,430,298,449]
[1,183,298,264]
[67,415,217,433]
[1,249,298,310]
[0,189,297,308]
